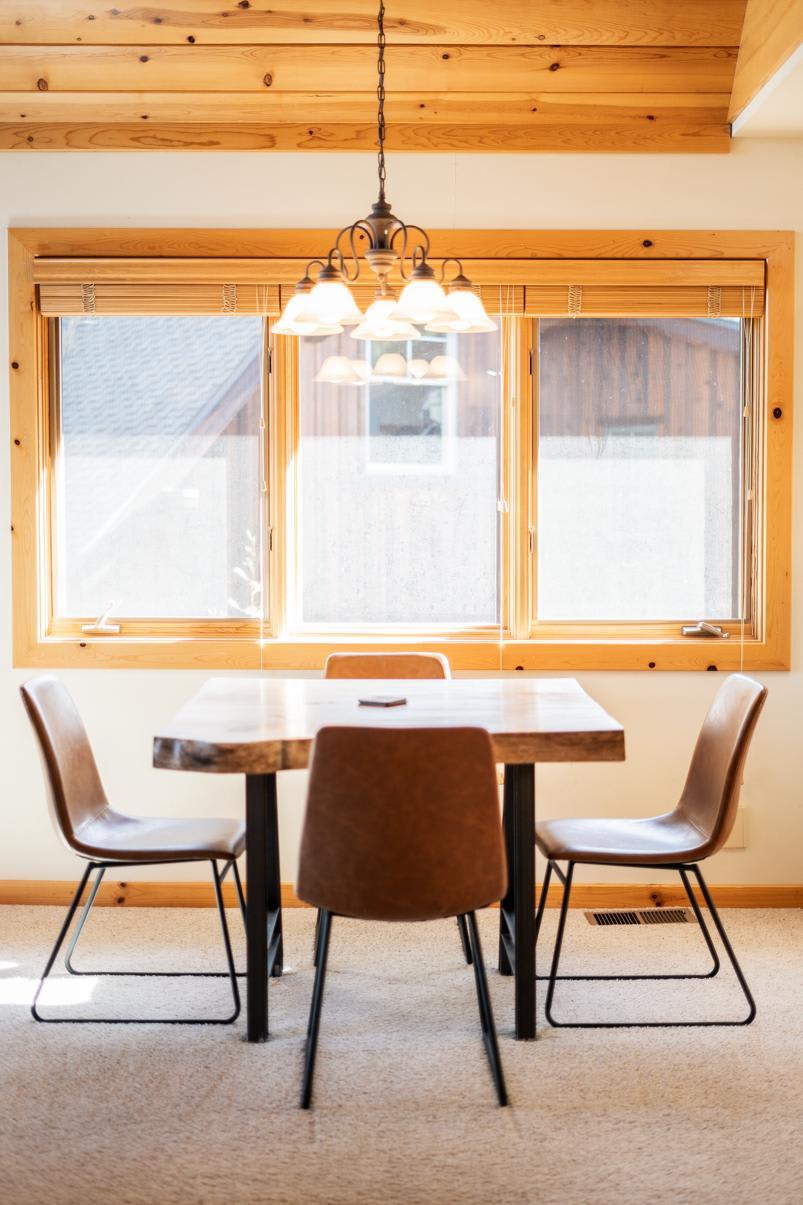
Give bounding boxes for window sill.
[14,634,789,672]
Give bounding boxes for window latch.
[680,621,729,639]
[81,603,121,635]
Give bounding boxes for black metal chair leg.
[232,858,247,932]
[34,859,244,1024]
[536,862,721,983]
[465,912,508,1106]
[211,860,241,1023]
[301,908,332,1109]
[543,861,756,1028]
[31,862,95,1022]
[544,862,574,1027]
[679,866,721,978]
[63,859,246,980]
[691,865,756,1024]
[312,908,322,967]
[64,865,106,974]
[534,859,554,944]
[457,914,473,965]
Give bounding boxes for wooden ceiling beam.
[0,91,731,125]
[0,44,738,94]
[0,120,731,153]
[33,257,761,284]
[18,228,779,259]
[0,2,748,48]
[728,0,803,119]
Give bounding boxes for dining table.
[153,675,625,1043]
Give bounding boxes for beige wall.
[2,141,802,887]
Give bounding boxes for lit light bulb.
[274,294,343,337]
[295,262,364,328]
[426,273,497,333]
[391,261,458,326]
[274,280,343,336]
[445,287,498,333]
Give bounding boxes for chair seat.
[71,808,246,863]
[535,810,710,866]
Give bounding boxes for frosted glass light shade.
[351,297,420,342]
[391,277,454,325]
[298,279,363,327]
[425,288,498,333]
[274,290,343,336]
[315,355,367,385]
[425,355,466,381]
[408,358,430,379]
[373,352,408,378]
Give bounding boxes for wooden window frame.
[9,228,793,671]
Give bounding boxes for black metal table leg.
[498,773,516,977]
[265,774,284,978]
[245,773,272,1042]
[498,764,536,1040]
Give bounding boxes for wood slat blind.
[35,256,765,319]
[38,282,281,315]
[524,285,764,317]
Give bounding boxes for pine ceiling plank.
[0,91,732,124]
[0,120,731,152]
[0,2,748,48]
[728,0,803,119]
[0,45,738,93]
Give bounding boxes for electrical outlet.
[723,807,746,850]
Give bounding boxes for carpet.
[1,904,801,1205]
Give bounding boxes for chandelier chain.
[377,1,386,203]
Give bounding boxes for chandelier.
[274,2,497,342]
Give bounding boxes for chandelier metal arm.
[390,222,432,281]
[328,226,362,283]
[439,256,465,283]
[274,3,494,336]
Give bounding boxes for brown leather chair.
[323,651,452,679]
[21,675,246,1024]
[322,650,473,966]
[296,725,508,1108]
[535,673,767,1028]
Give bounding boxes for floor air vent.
[584,908,694,926]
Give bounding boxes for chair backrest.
[323,652,451,680]
[676,674,767,856]
[20,675,110,853]
[297,726,506,922]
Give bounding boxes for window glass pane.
[56,315,263,619]
[537,317,743,621]
[298,330,501,626]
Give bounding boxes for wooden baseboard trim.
[1,880,801,909]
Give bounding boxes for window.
[295,329,501,628]
[54,316,263,622]
[9,229,792,670]
[536,317,745,622]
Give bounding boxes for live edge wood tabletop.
[153,676,625,1042]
